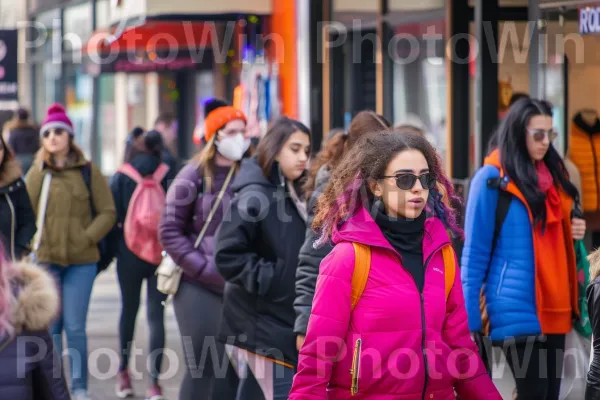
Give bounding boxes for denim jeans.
[47,263,97,392]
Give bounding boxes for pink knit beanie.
[40,103,74,136]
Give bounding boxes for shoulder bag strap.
[33,173,52,252]
[193,165,236,249]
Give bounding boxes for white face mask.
[216,133,251,161]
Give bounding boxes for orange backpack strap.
[351,242,371,311]
[442,246,456,302]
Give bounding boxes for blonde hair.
[589,248,600,281]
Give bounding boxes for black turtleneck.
[374,201,426,293]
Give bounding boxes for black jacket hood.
[231,157,283,192]
[129,153,163,177]
[573,112,600,135]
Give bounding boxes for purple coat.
[158,163,234,294]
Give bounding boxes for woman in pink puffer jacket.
[289,131,500,400]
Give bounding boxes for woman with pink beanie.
[25,103,116,400]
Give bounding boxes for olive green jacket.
[25,150,116,267]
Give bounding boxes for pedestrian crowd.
[0,96,599,400]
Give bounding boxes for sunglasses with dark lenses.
[527,128,557,142]
[382,173,437,190]
[42,129,65,139]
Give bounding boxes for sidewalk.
[82,265,516,400]
[85,266,184,399]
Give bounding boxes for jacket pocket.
[350,338,362,396]
[496,261,509,297]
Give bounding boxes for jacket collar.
[332,206,450,261]
[0,158,23,191]
[35,146,87,172]
[484,149,533,222]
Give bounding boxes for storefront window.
[65,63,93,158]
[33,8,61,122]
[97,75,117,175]
[63,2,93,53]
[193,71,215,147]
[96,0,110,28]
[391,18,447,163]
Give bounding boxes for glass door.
[538,7,577,158]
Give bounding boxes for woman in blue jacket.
[461,98,586,400]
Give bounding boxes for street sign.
[0,30,18,101]
[580,6,600,35]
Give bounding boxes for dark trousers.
[503,334,566,400]
[235,356,295,400]
[116,252,167,384]
[173,280,238,400]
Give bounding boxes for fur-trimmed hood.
[0,157,23,189]
[10,262,59,333]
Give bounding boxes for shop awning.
[84,21,218,74]
[85,21,214,55]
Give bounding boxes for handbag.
[156,165,235,300]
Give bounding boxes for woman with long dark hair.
[462,98,585,399]
[215,117,311,399]
[289,130,499,399]
[111,128,177,400]
[293,110,390,347]
[158,100,248,400]
[0,134,36,261]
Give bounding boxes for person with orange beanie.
[157,98,248,400]
[462,97,586,399]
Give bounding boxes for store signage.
[580,6,600,34]
[0,30,18,101]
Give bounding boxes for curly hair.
[312,129,462,247]
[304,111,390,198]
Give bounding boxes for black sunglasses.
[381,173,437,190]
[42,129,65,139]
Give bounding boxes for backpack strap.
[152,163,170,183]
[350,242,371,311]
[81,162,96,218]
[487,176,512,255]
[442,246,456,302]
[119,163,143,184]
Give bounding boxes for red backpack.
[118,163,169,265]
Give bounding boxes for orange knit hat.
[204,106,247,143]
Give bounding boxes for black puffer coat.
[0,261,69,400]
[7,122,39,173]
[215,157,307,367]
[587,275,600,399]
[293,165,332,335]
[0,158,36,260]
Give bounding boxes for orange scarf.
[533,162,578,334]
